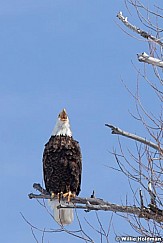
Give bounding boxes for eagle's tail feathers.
[48,199,74,225]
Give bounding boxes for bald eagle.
[43,109,82,225]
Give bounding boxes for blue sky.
[0,1,159,242]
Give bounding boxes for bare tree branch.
[105,124,163,153]
[137,52,163,68]
[117,11,163,47]
[29,183,163,223]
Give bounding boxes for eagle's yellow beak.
[59,109,68,121]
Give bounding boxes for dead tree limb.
[29,183,163,223]
[139,189,144,209]
[137,52,163,68]
[105,124,163,153]
[117,11,163,47]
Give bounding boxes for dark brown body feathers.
[43,135,82,196]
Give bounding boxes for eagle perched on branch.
[43,109,82,225]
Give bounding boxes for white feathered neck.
[52,109,72,137]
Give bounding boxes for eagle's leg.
[63,191,76,202]
[58,192,63,202]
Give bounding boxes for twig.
[137,52,163,68]
[31,227,39,243]
[21,212,94,242]
[105,124,163,153]
[117,11,163,47]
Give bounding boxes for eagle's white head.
[52,109,72,137]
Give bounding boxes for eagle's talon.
[63,191,76,202]
[50,192,56,199]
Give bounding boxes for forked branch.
[29,183,163,223]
